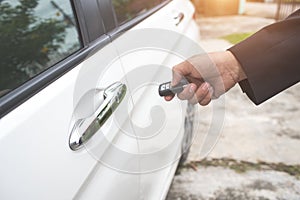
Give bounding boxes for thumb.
[171,68,183,87]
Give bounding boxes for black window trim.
[98,0,117,34]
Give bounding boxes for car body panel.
[0,38,140,199]
[109,0,200,199]
[0,0,200,199]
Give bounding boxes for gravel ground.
[167,2,300,200]
[168,167,300,200]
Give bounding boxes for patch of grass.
[185,158,300,179]
[221,32,254,44]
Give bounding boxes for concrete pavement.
[167,2,300,200]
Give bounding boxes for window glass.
[112,0,166,25]
[0,0,81,97]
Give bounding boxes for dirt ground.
[167,2,300,200]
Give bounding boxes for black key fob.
[158,80,188,97]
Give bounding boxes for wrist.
[225,51,247,82]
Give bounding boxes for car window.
[0,0,81,98]
[112,0,167,25]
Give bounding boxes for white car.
[0,0,200,199]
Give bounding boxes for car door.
[106,0,201,199]
[0,0,140,199]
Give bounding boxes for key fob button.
[158,80,188,97]
[166,84,170,89]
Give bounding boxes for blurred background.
[167,0,300,199]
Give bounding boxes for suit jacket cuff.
[228,16,300,105]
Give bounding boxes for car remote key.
[158,79,189,97]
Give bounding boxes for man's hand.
[164,51,246,106]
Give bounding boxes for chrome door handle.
[174,12,184,26]
[69,82,127,151]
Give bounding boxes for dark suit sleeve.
[228,9,300,105]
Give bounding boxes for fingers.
[171,68,183,87]
[166,58,213,105]
[171,61,199,86]
[164,94,174,101]
[165,81,214,106]
[189,82,214,106]
[177,83,197,100]
[164,83,196,102]
[199,91,212,106]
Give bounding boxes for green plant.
[221,32,254,44]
